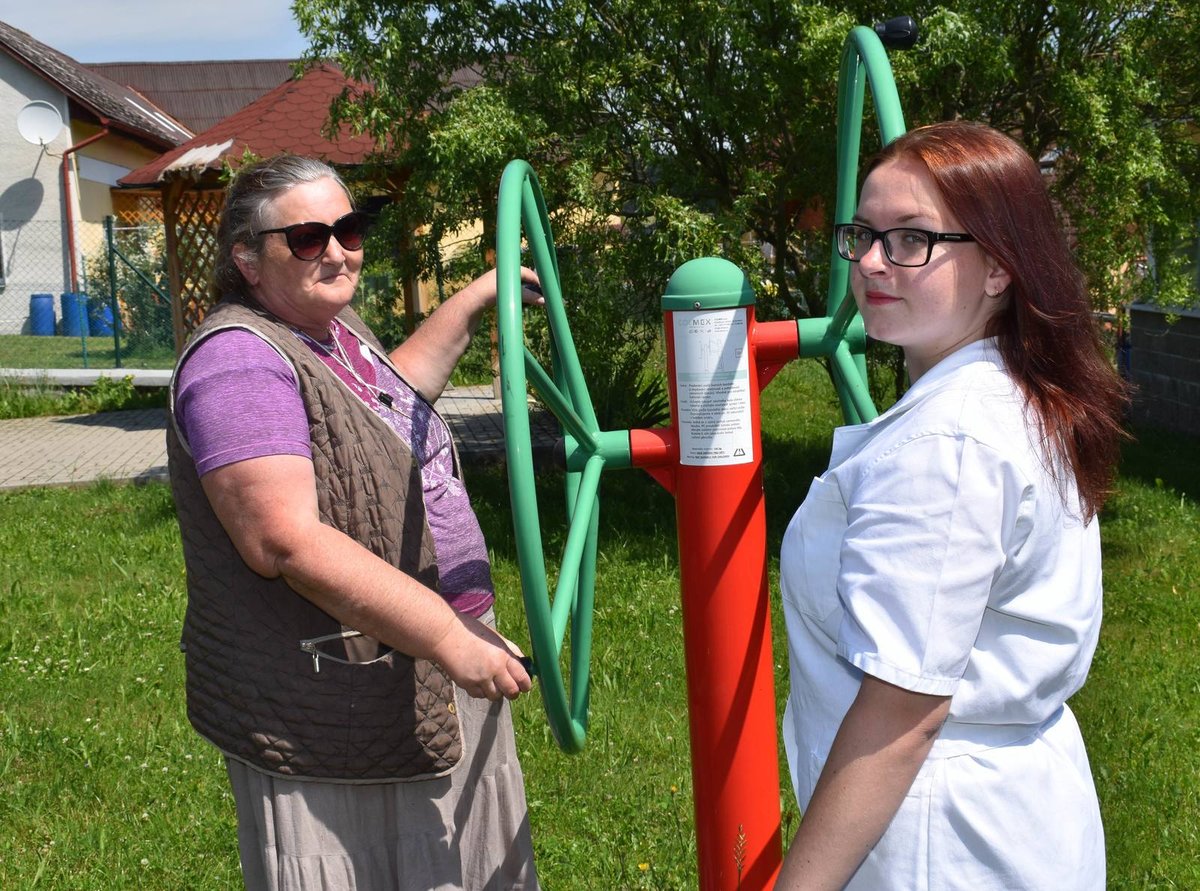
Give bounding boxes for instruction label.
[672,308,753,466]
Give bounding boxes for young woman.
[776,121,1128,890]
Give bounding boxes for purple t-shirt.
[174,323,495,616]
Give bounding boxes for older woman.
[167,154,541,890]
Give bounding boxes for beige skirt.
[225,682,539,890]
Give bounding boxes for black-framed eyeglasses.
[257,211,371,261]
[834,223,976,268]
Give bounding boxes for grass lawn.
[0,360,1196,888]
[0,334,175,371]
[0,376,167,420]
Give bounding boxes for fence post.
[105,216,123,369]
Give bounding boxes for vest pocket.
[299,629,394,673]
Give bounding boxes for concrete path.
[0,384,557,491]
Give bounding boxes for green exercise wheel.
[493,21,913,749]
[495,160,633,753]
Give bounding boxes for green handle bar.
[823,24,909,424]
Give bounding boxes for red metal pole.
[630,257,798,890]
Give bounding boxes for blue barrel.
[88,297,116,336]
[29,293,56,335]
[60,292,86,337]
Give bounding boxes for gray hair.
[210,155,354,301]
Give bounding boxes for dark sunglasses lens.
[286,223,332,260]
[332,214,369,251]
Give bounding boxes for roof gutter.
[62,124,111,293]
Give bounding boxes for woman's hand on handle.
[390,265,543,401]
[431,613,533,701]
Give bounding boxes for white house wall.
[1,51,71,334]
[1,54,165,337]
[70,124,160,302]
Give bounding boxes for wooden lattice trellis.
[111,190,165,227]
[163,183,225,355]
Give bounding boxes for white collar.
[887,338,1003,416]
[829,339,1004,463]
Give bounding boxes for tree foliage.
[894,1,1200,309]
[294,0,1200,381]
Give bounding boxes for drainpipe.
[62,124,111,292]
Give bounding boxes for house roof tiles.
[120,63,378,186]
[0,19,190,147]
[86,60,298,133]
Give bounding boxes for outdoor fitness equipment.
[495,18,916,891]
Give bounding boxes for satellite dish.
[17,100,64,146]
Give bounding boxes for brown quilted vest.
[167,298,463,781]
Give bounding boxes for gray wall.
[1130,303,1200,437]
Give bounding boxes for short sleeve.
[175,329,313,476]
[836,432,1029,695]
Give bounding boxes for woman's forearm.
[390,284,486,400]
[776,675,951,890]
[200,454,530,699]
[389,266,542,401]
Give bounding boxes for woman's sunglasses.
[257,211,371,261]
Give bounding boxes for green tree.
[83,222,172,359]
[892,1,1200,309]
[294,0,1200,410]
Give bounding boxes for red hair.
[869,121,1129,519]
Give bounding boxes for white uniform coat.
[781,339,1105,889]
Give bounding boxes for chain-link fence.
[0,217,175,370]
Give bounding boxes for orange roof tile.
[120,64,378,186]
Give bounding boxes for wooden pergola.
[161,175,225,353]
[119,64,414,355]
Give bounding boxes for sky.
[2,2,310,63]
